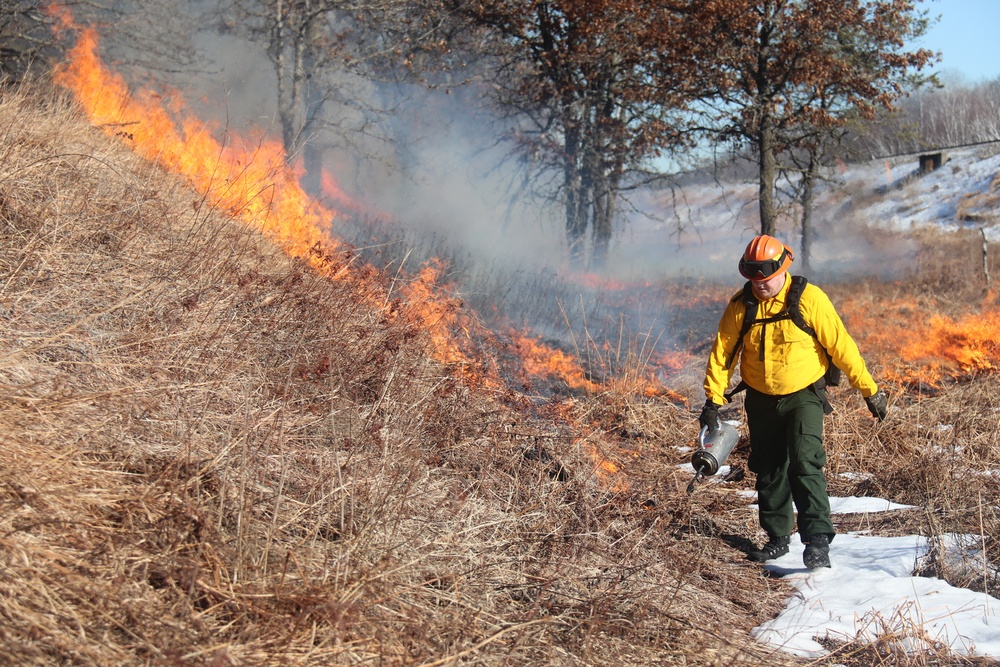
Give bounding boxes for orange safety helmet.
[739,235,794,281]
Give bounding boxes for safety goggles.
[739,249,788,280]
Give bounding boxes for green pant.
[745,385,834,541]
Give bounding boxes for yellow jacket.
[704,275,878,405]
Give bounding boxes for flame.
[319,167,364,214]
[581,440,630,493]
[650,349,695,376]
[44,3,74,35]
[51,14,343,270]
[511,330,604,394]
[398,258,506,389]
[509,329,687,402]
[565,271,643,292]
[402,259,468,365]
[893,312,1000,385]
[843,295,1000,388]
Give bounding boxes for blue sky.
[919,0,1000,82]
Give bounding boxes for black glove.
[698,401,721,430]
[865,389,888,421]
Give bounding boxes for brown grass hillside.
[0,84,805,665]
[4,81,1000,667]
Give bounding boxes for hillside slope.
[0,85,800,665]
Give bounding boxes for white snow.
[744,495,916,514]
[828,496,917,514]
[750,504,1000,659]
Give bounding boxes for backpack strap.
[725,281,756,369]
[722,281,762,402]
[786,275,815,336]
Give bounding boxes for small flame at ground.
[511,331,604,394]
[580,440,630,493]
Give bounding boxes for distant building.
[919,152,944,173]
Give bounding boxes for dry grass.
[0,84,803,665]
[3,80,1000,666]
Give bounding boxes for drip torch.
[687,419,739,494]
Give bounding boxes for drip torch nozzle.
[687,421,739,495]
[686,465,707,494]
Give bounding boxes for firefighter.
[700,234,887,569]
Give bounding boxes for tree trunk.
[272,0,311,165]
[591,186,611,269]
[564,127,587,265]
[758,117,777,236]
[302,139,322,194]
[566,185,587,265]
[800,151,819,275]
[756,0,776,237]
[591,158,622,270]
[299,19,327,194]
[981,227,991,286]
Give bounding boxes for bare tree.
[206,0,461,197]
[790,40,934,271]
[216,0,351,184]
[434,0,701,268]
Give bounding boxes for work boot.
[803,533,831,569]
[747,535,790,562]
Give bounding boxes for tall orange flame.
[399,258,505,387]
[51,12,341,268]
[48,7,495,375]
